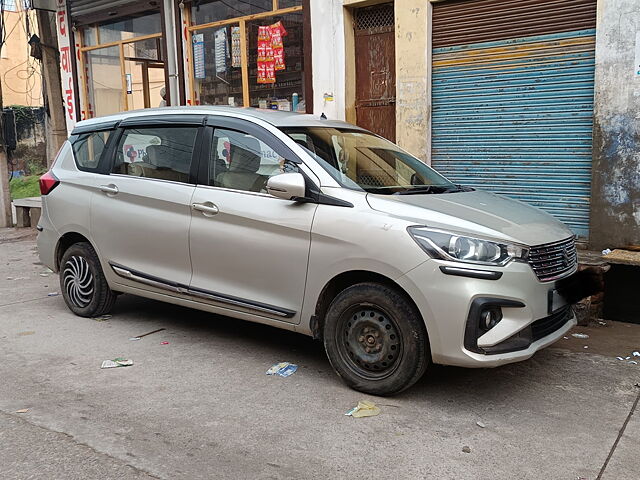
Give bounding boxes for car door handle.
[99,184,119,195]
[192,202,219,215]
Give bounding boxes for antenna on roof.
[320,113,327,120]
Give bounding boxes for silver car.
[37,106,579,395]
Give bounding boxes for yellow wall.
[0,9,43,106]
[394,0,430,163]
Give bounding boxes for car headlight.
[408,227,529,266]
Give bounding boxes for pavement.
[1,229,639,480]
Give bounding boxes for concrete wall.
[395,1,430,162]
[310,0,347,120]
[0,9,43,107]
[590,0,640,249]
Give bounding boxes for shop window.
[279,0,303,8]
[192,0,272,25]
[189,6,306,113]
[192,24,244,107]
[79,10,165,119]
[97,11,162,44]
[247,12,304,111]
[85,46,124,118]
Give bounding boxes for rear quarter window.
[70,130,112,172]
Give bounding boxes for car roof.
[72,106,363,131]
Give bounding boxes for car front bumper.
[396,258,577,368]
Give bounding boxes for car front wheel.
[323,282,430,396]
[59,242,116,317]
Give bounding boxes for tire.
[323,282,430,396]
[59,242,116,317]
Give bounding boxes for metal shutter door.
[431,0,597,238]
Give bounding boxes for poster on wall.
[193,33,205,79]
[54,0,77,134]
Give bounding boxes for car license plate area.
[548,288,568,315]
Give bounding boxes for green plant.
[9,175,41,200]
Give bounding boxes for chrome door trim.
[109,262,295,318]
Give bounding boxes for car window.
[112,126,198,184]
[209,127,299,193]
[70,130,111,171]
[281,127,458,195]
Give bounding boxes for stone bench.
[12,196,42,228]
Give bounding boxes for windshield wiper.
[394,185,461,195]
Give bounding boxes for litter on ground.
[266,362,298,377]
[476,421,486,428]
[93,315,112,322]
[571,333,589,339]
[160,341,169,345]
[129,328,166,341]
[101,358,133,369]
[345,400,381,418]
[15,409,29,414]
[462,446,471,454]
[47,292,59,297]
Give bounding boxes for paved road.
[1,231,639,480]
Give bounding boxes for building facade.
[1,3,42,106]
[51,0,639,250]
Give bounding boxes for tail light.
[39,171,60,195]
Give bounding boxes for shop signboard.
[54,0,77,133]
[193,33,205,79]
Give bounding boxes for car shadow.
[109,293,566,402]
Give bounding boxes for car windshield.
[280,127,462,195]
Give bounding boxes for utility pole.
[36,8,66,167]
[0,66,13,228]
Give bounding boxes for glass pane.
[71,131,111,170]
[192,0,272,25]
[280,128,455,194]
[82,26,98,47]
[123,37,162,61]
[209,128,299,191]
[279,0,303,8]
[85,46,123,118]
[247,12,305,111]
[97,11,162,44]
[192,25,243,107]
[113,127,198,184]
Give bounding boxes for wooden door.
[354,3,396,142]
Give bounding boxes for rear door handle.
[99,184,119,195]
[192,202,219,215]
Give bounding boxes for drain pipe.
[164,0,181,106]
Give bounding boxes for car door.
[188,117,318,324]
[91,116,203,289]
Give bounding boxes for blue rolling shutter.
[431,1,596,239]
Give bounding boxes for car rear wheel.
[323,282,430,396]
[59,242,116,317]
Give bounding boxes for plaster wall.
[310,0,347,120]
[0,9,43,107]
[590,0,640,249]
[395,0,430,162]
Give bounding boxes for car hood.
[366,190,573,246]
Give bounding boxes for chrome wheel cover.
[63,255,94,308]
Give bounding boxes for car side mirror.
[266,172,306,200]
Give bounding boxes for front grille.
[527,236,577,282]
[531,305,573,341]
